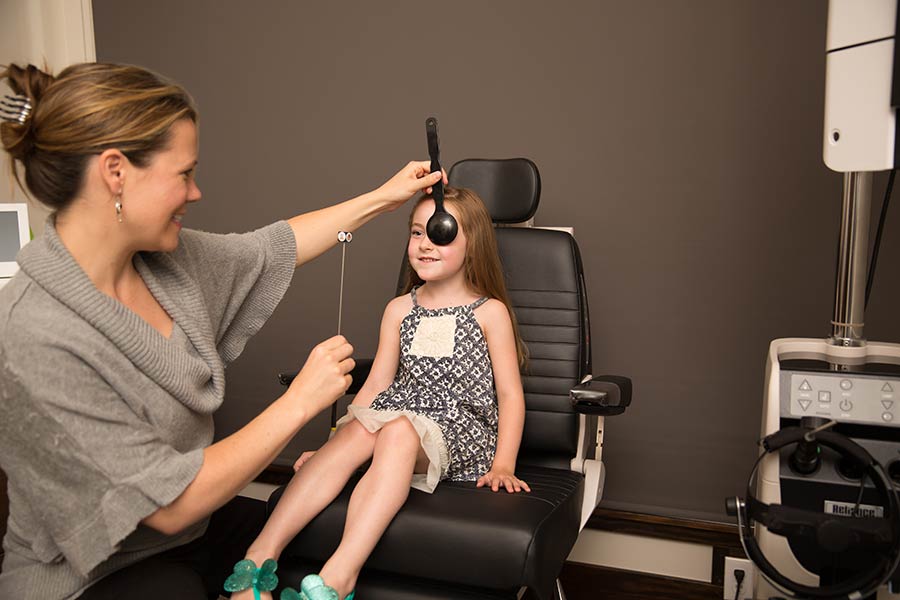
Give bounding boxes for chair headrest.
[447,158,541,224]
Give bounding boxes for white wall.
[0,0,95,235]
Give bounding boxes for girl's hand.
[375,161,448,211]
[476,468,531,494]
[287,335,355,416]
[293,451,316,472]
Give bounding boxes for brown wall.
[92,0,900,521]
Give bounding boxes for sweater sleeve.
[169,221,296,363]
[0,342,204,577]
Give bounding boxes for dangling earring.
[114,191,123,223]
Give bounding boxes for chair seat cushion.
[268,465,583,598]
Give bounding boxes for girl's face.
[408,199,467,285]
[124,118,201,252]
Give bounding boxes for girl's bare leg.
[232,420,377,600]
[318,417,428,599]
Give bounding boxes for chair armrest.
[570,375,632,416]
[278,359,374,395]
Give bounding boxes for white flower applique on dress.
[409,314,456,358]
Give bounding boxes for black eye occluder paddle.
[425,117,457,245]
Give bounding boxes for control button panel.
[786,373,898,426]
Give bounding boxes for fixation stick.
[333,230,353,432]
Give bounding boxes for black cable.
[865,169,895,308]
[734,569,745,600]
[852,470,866,516]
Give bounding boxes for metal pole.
[333,231,352,434]
[337,242,347,336]
[830,171,872,346]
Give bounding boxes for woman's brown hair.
[403,187,528,368]
[0,62,197,211]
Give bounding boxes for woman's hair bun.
[3,63,56,103]
[1,64,53,163]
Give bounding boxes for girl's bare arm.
[476,300,531,493]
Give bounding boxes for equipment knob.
[790,417,827,475]
[725,497,742,517]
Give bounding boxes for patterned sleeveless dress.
[340,287,498,493]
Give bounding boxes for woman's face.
[125,118,201,252]
[408,199,467,284]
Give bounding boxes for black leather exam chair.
[272,158,631,600]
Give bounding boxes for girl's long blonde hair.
[403,187,528,368]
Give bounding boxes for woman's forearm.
[286,162,444,267]
[287,191,388,267]
[145,334,354,534]
[142,392,310,535]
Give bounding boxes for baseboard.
[588,507,747,586]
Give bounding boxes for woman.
[0,62,445,600]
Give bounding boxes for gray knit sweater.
[0,219,296,599]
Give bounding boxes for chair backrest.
[399,158,591,470]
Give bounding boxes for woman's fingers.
[377,162,448,209]
[411,160,446,182]
[417,169,443,190]
[288,336,356,413]
[321,334,353,355]
[423,166,449,194]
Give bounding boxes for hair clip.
[0,95,33,125]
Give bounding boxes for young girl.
[227,187,530,600]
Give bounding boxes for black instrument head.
[424,116,457,245]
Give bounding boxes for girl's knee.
[330,419,377,459]
[336,419,373,443]
[376,417,419,450]
[381,416,417,437]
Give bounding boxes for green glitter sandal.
[224,558,279,600]
[280,573,355,600]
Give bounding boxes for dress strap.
[469,296,490,310]
[410,286,419,307]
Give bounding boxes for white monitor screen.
[0,203,29,278]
